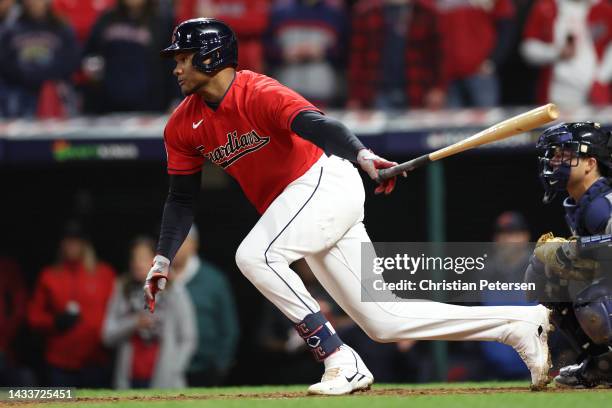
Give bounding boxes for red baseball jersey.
[164,70,324,214]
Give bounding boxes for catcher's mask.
[537,122,612,204]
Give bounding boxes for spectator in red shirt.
[437,0,515,107]
[175,0,269,72]
[521,0,612,107]
[348,0,446,110]
[28,221,116,387]
[52,0,116,43]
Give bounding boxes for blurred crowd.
[0,214,578,388]
[0,221,240,388]
[1,0,611,119]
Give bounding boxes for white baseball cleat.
[307,345,374,395]
[505,305,553,390]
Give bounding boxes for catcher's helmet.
[537,122,612,203]
[160,18,238,74]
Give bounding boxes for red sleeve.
[28,269,56,333]
[493,0,514,19]
[164,120,205,175]
[523,0,555,42]
[591,3,612,47]
[215,0,269,36]
[252,79,323,131]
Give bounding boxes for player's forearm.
[157,198,195,261]
[291,110,365,162]
[156,172,201,262]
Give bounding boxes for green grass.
[8,382,610,408]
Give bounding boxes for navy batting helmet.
[160,18,238,74]
[537,122,612,203]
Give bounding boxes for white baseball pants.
[235,154,542,344]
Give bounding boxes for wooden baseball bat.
[377,103,559,181]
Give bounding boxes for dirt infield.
[3,385,611,406]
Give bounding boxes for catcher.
[527,122,612,387]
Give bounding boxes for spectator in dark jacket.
[264,0,348,107]
[27,222,116,387]
[0,0,19,118]
[348,0,446,110]
[0,0,79,118]
[0,0,20,37]
[82,0,178,113]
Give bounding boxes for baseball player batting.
[144,18,552,395]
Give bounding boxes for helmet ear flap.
[191,49,223,73]
[191,49,207,72]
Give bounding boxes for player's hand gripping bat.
[377,103,559,182]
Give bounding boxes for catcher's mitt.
[534,232,599,281]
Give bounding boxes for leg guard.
[574,278,612,345]
[294,311,343,362]
[550,304,609,357]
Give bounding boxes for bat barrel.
[429,103,559,162]
[375,103,559,183]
